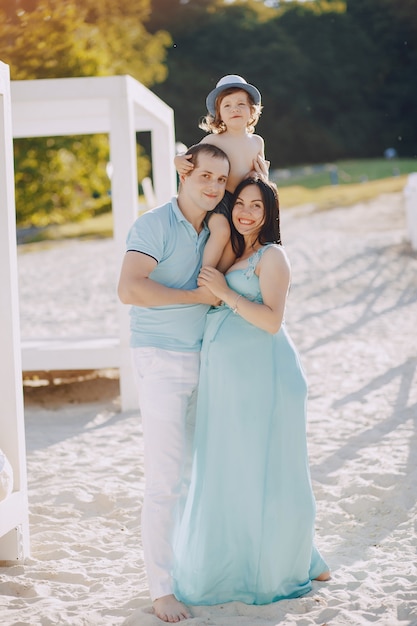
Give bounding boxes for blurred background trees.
[0,0,170,225]
[149,0,417,165]
[0,0,416,226]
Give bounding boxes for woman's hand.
[198,266,229,299]
[246,155,270,182]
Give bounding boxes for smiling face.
[232,183,265,240]
[180,151,229,217]
[218,89,252,129]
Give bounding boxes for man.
[118,143,230,622]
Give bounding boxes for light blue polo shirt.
[126,197,210,352]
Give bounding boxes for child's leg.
[202,212,231,268]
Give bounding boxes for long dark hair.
[230,178,281,258]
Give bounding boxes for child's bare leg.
[153,594,191,622]
[203,212,231,268]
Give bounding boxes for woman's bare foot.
[153,594,191,622]
[314,570,331,581]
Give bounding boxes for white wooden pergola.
[0,71,176,560]
[0,62,30,561]
[11,74,177,411]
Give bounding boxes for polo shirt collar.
[171,196,209,233]
[171,196,187,222]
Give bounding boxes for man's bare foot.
[153,594,191,622]
[314,570,331,581]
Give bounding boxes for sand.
[0,191,416,625]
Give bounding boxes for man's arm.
[117,250,219,306]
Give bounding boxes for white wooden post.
[151,116,177,205]
[0,62,30,560]
[109,83,140,411]
[404,172,417,251]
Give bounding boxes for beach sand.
[1,192,416,625]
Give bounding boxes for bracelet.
[232,294,243,314]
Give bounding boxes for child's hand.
[253,154,270,180]
[174,153,194,175]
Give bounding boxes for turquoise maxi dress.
[173,245,328,606]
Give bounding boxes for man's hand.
[193,285,221,306]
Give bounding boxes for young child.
[175,75,269,270]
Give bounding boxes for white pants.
[132,347,200,600]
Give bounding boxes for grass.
[35,211,115,241]
[271,158,416,211]
[271,158,417,189]
[18,159,416,243]
[278,174,409,211]
[17,200,147,244]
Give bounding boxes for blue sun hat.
[206,75,262,117]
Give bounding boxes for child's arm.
[216,240,236,274]
[174,153,194,175]
[246,136,270,180]
[202,213,231,268]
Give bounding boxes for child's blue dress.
[174,245,328,606]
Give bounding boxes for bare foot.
[153,594,191,622]
[314,570,331,581]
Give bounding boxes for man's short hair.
[185,143,230,171]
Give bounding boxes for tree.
[151,0,355,165]
[0,0,171,226]
[147,0,224,33]
[346,0,417,157]
[150,0,417,165]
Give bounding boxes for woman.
[174,178,330,607]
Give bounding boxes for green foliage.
[0,0,170,226]
[1,0,170,83]
[14,135,151,227]
[147,0,225,33]
[3,0,417,226]
[14,136,104,227]
[150,0,417,168]
[151,2,275,147]
[346,0,417,157]
[0,2,104,80]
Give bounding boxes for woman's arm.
[198,246,290,334]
